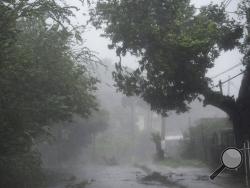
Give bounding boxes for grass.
[157,158,207,168]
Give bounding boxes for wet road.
[76,165,163,188]
[70,164,246,188]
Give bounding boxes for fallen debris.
[139,171,186,188]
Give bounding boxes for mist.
[37,58,236,188]
[1,1,250,188]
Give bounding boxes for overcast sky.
[72,0,244,98]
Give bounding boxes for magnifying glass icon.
[210,147,242,180]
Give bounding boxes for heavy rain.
[1,0,250,188]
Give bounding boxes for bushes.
[0,1,98,187]
[0,152,45,188]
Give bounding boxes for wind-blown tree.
[0,1,97,187]
[90,0,250,146]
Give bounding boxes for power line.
[212,70,245,88]
[194,0,245,16]
[224,0,233,8]
[211,62,243,79]
[223,0,229,6]
[220,70,245,85]
[194,7,245,16]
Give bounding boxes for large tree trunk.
[203,63,250,148]
[237,64,250,144]
[230,111,244,147]
[203,89,243,147]
[161,116,166,140]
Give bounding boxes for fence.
[188,125,250,187]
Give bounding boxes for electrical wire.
[211,62,243,79]
[224,0,233,8]
[212,70,245,88]
[220,70,245,85]
[194,0,245,15]
[223,0,229,6]
[194,7,245,16]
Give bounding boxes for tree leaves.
[0,1,98,187]
[91,0,243,116]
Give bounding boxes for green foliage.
[0,1,98,188]
[0,151,45,188]
[90,0,243,116]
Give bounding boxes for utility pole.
[227,76,231,96]
[188,116,191,128]
[130,99,136,162]
[161,116,166,140]
[219,80,223,95]
[145,107,153,132]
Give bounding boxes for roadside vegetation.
[2,0,250,187]
[0,1,102,188]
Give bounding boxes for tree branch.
[202,89,237,118]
